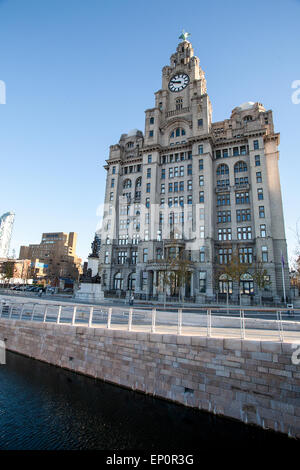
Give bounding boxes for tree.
[220,249,250,305]
[3,261,15,285]
[169,255,193,304]
[253,259,271,305]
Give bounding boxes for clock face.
[168,73,190,92]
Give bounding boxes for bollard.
[128,308,133,331]
[107,307,112,329]
[71,306,77,326]
[43,305,48,323]
[177,308,182,335]
[56,305,62,324]
[151,308,156,333]
[88,306,94,328]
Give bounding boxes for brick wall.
[0,318,299,438]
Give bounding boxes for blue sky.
[0,0,299,262]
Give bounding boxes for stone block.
[241,340,261,352]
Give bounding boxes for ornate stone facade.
[98,38,290,303]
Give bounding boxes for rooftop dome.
[127,128,141,137]
[238,102,255,110]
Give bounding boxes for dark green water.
[0,351,295,450]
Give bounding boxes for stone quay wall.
[0,318,299,438]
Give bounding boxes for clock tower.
[99,33,290,304]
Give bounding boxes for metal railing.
[0,300,299,342]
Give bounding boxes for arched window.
[240,273,254,295]
[128,272,136,291]
[219,274,233,294]
[135,177,142,188]
[234,161,248,173]
[216,164,229,176]
[123,179,132,189]
[114,272,123,290]
[176,98,183,110]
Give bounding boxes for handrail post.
[0,301,3,318]
[128,308,133,331]
[30,304,36,321]
[177,308,182,335]
[56,305,62,324]
[43,305,48,323]
[8,303,14,319]
[88,306,94,328]
[207,308,211,337]
[240,309,245,340]
[20,304,25,319]
[151,307,156,333]
[107,307,112,329]
[277,310,283,342]
[71,306,77,326]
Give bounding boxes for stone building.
[98,36,290,303]
[19,232,82,283]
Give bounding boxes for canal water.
[0,351,295,450]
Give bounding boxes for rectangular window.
[259,206,265,218]
[149,130,154,137]
[236,192,249,204]
[111,178,115,188]
[161,183,165,193]
[237,226,252,240]
[198,119,203,127]
[143,248,148,263]
[187,195,192,205]
[223,149,229,158]
[110,192,114,201]
[168,197,172,207]
[174,166,179,177]
[149,117,154,124]
[147,168,151,178]
[104,251,109,264]
[199,191,204,203]
[256,171,262,183]
[169,167,174,178]
[200,247,205,262]
[200,226,204,238]
[217,194,230,206]
[199,175,204,186]
[257,188,264,200]
[112,166,116,174]
[255,155,261,166]
[148,155,152,163]
[145,198,150,208]
[180,166,184,176]
[254,140,259,150]
[239,247,253,264]
[179,196,184,207]
[168,182,173,192]
[260,224,266,238]
[199,159,203,170]
[187,164,192,175]
[161,169,165,179]
[198,145,203,154]
[187,180,192,191]
[215,150,221,159]
[174,182,178,192]
[179,181,184,191]
[199,272,206,293]
[262,246,268,262]
[146,183,151,193]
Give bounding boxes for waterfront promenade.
[0,294,300,439]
